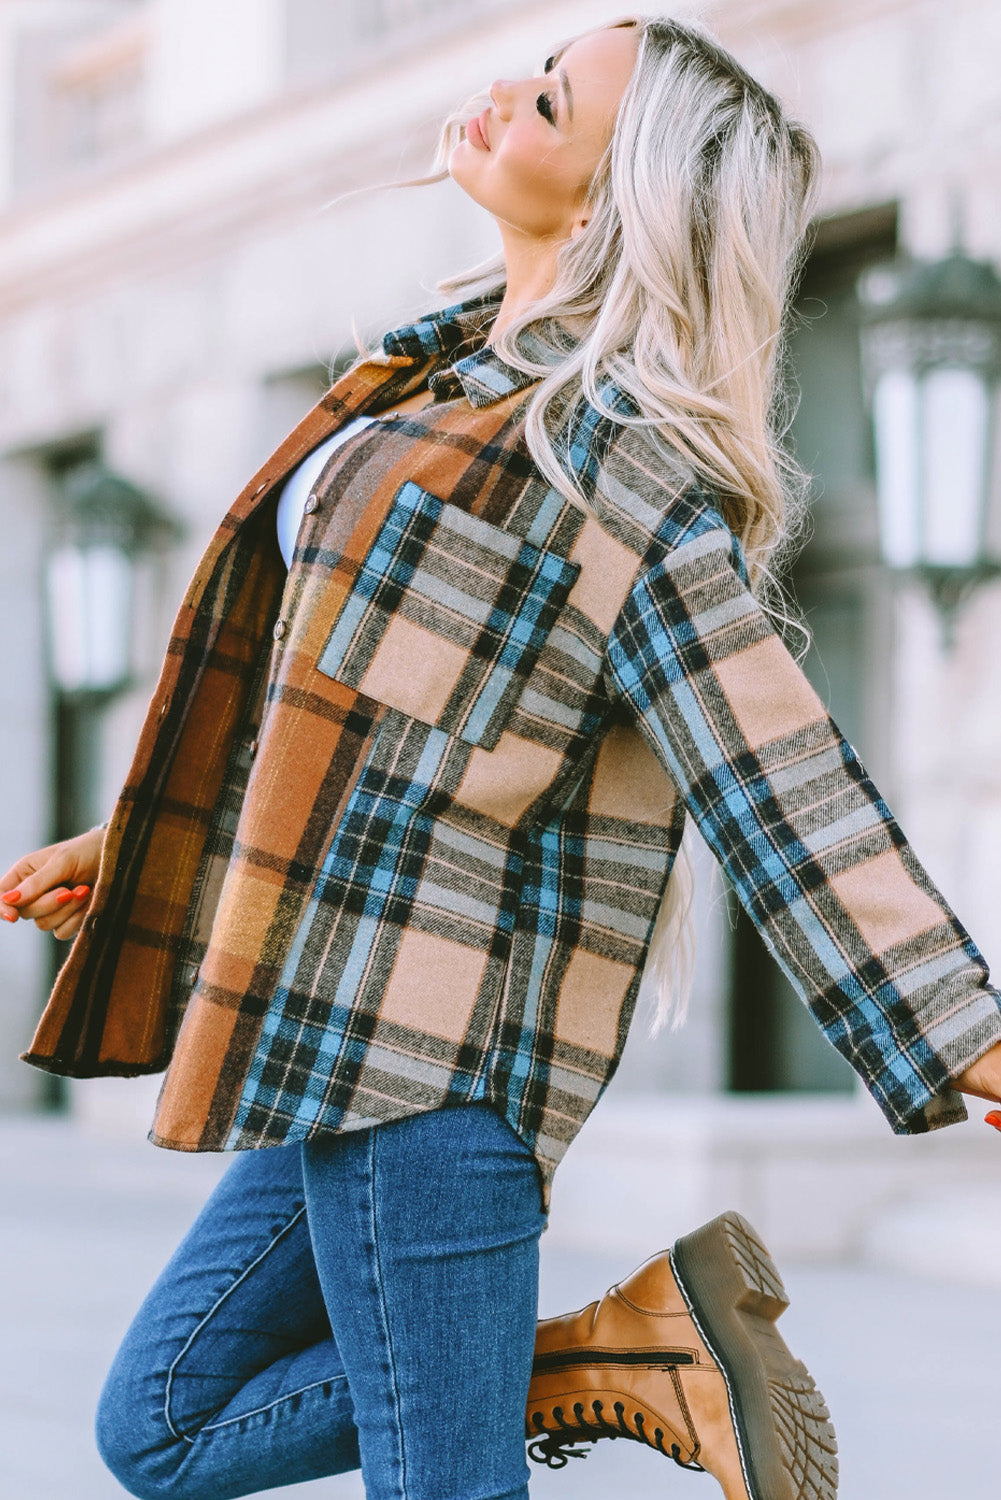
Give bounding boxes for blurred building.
[1,0,999,1268]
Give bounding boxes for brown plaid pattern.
[21,292,1001,1208]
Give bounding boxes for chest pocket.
[316,479,579,751]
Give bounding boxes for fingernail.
[1,910,16,922]
[55,891,75,906]
[985,1111,1001,1131]
[2,890,21,904]
[71,885,90,900]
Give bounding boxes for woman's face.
[450,25,639,243]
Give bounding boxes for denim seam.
[164,1203,309,1444]
[200,1372,347,1433]
[368,1128,408,1499]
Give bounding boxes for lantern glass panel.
[922,364,991,568]
[46,541,134,695]
[872,367,921,568]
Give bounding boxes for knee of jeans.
[94,1365,187,1500]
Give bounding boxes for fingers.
[953,1040,1001,1105]
[1,879,91,935]
[4,888,71,925]
[30,886,91,933]
[10,861,80,917]
[1,861,43,919]
[3,831,104,930]
[50,904,90,942]
[0,841,62,901]
[956,1078,1000,1106]
[0,855,42,895]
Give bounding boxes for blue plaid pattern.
[607,495,1001,1131]
[25,290,1001,1207]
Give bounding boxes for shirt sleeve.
[604,489,1001,1134]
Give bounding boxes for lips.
[466,109,490,151]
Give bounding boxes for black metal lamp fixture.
[44,462,172,700]
[858,247,1001,643]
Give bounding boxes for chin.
[448,134,476,168]
[448,145,487,205]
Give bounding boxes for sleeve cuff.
[892,990,1001,1133]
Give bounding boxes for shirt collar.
[381,289,544,408]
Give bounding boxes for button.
[303,494,320,515]
[158,700,167,718]
[273,619,287,641]
[247,737,259,757]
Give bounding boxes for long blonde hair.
[382,15,821,1029]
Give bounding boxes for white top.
[275,415,377,568]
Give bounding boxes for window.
[10,12,148,195]
[49,16,147,170]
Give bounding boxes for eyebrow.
[544,55,574,122]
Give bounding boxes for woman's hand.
[953,1040,1001,1119]
[0,826,106,941]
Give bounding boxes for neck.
[488,225,565,344]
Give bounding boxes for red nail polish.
[2,889,21,904]
[985,1111,1001,1131]
[1,910,16,922]
[55,891,75,905]
[72,885,90,899]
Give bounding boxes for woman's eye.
[536,91,556,125]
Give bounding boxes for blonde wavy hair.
[368,15,821,1031]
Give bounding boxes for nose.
[490,78,515,116]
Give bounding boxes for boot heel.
[721,1210,790,1320]
[672,1209,789,1323]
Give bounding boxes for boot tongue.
[614,1251,687,1316]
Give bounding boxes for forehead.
[553,26,640,131]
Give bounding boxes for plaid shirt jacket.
[22,293,1001,1208]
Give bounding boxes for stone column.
[0,453,56,1110]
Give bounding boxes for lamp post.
[858,249,1001,645]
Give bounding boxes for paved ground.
[2,1112,998,1500]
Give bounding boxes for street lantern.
[44,462,170,699]
[858,249,1001,640]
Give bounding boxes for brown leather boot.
[526,1210,838,1499]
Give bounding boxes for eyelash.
[536,91,556,124]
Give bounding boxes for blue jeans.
[95,1102,547,1500]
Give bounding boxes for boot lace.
[527,1381,706,1474]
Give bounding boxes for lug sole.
[669,1210,838,1500]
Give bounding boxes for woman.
[4,14,1001,1500]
